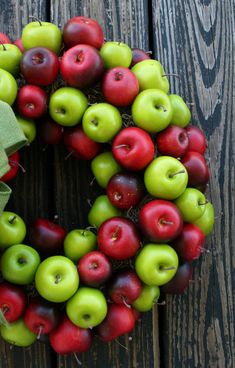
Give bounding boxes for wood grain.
[151,0,235,367]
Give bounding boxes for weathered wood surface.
[0,0,234,367]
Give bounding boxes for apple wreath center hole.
[83,314,90,321]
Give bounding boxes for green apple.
[1,244,40,285]
[88,194,122,228]
[0,68,17,106]
[132,89,173,133]
[91,151,122,188]
[0,44,22,76]
[174,188,206,222]
[192,201,214,235]
[0,211,26,250]
[135,244,179,286]
[169,94,191,127]
[82,103,122,143]
[22,21,62,54]
[35,256,79,303]
[66,287,107,328]
[100,41,132,68]
[144,156,188,199]
[131,60,169,93]
[49,87,88,126]
[0,318,37,347]
[16,115,36,143]
[64,229,97,262]
[132,284,160,312]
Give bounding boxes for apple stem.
[0,41,6,51]
[89,176,96,186]
[111,225,121,240]
[160,266,176,271]
[115,339,129,351]
[28,16,42,26]
[9,160,26,173]
[73,353,82,366]
[114,144,130,150]
[55,274,61,284]
[145,50,153,55]
[156,104,167,112]
[85,225,97,233]
[87,199,93,208]
[162,73,180,79]
[64,151,74,160]
[37,325,43,340]
[169,169,185,178]
[0,308,9,328]
[8,215,17,224]
[91,118,98,126]
[157,301,166,306]
[121,297,131,309]
[160,219,174,226]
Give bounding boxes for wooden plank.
[151,0,235,367]
[0,1,54,367]
[50,1,160,367]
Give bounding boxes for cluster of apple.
[0,16,214,354]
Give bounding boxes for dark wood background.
[0,0,234,367]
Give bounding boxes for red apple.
[17,85,47,119]
[60,44,104,89]
[0,33,11,44]
[64,125,101,160]
[0,282,27,323]
[102,67,139,107]
[14,38,25,53]
[0,151,20,182]
[181,151,209,187]
[108,270,142,305]
[38,117,64,145]
[112,127,155,170]
[20,47,59,86]
[78,251,112,287]
[96,303,136,342]
[185,125,207,154]
[156,125,189,158]
[161,262,193,294]
[98,217,141,260]
[130,48,151,67]
[139,199,183,242]
[63,16,104,49]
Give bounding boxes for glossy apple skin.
[96,303,136,341]
[64,125,101,160]
[63,16,104,49]
[161,262,193,294]
[144,156,188,200]
[0,282,27,322]
[14,38,25,52]
[64,229,97,262]
[0,318,37,347]
[107,172,145,209]
[38,117,64,145]
[78,251,112,287]
[0,211,26,250]
[91,151,122,188]
[181,151,209,186]
[16,116,36,143]
[172,223,205,262]
[192,201,214,236]
[132,284,160,312]
[112,127,155,171]
[0,44,22,76]
[0,68,17,105]
[29,218,66,255]
[0,33,11,44]
[20,47,59,86]
[17,85,47,119]
[0,151,20,182]
[100,41,132,69]
[49,315,93,354]
[108,270,142,305]
[88,195,122,229]
[156,125,189,158]
[24,297,60,335]
[132,89,173,133]
[139,199,183,242]
[98,217,141,260]
[169,94,191,127]
[185,125,207,154]
[174,188,206,222]
[61,44,104,89]
[131,48,151,67]
[102,67,139,107]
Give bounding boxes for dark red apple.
[49,315,93,354]
[64,125,101,160]
[156,125,189,158]
[130,48,151,67]
[107,172,145,209]
[60,44,104,89]
[185,125,207,154]
[96,303,136,342]
[0,33,11,44]
[24,297,60,337]
[20,47,59,86]
[161,262,193,294]
[0,151,20,182]
[63,16,104,49]
[139,199,183,242]
[38,117,64,145]
[172,223,205,262]
[78,251,112,287]
[14,38,24,52]
[112,127,155,171]
[28,218,66,255]
[98,217,141,260]
[108,270,142,305]
[17,85,47,119]
[0,282,27,322]
[102,67,139,107]
[181,151,209,186]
